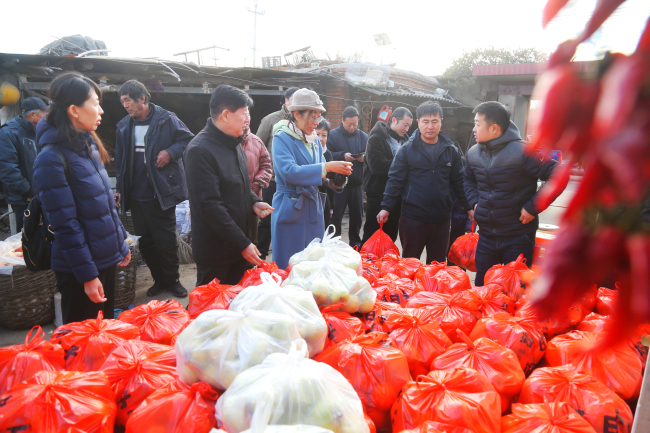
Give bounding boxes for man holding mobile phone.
[328,106,368,248]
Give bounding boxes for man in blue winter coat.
[464,101,566,285]
[328,106,368,247]
[378,101,474,263]
[114,80,194,298]
[0,97,48,231]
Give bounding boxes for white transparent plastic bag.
[175,309,301,390]
[282,259,376,314]
[0,233,25,273]
[242,427,333,433]
[288,226,362,275]
[229,273,327,357]
[216,340,368,433]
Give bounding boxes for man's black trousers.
[55,265,116,324]
[362,193,401,244]
[196,259,252,286]
[131,199,180,287]
[257,180,276,259]
[331,185,364,247]
[399,215,451,264]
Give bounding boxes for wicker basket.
[0,267,58,330]
[119,211,134,234]
[114,243,140,310]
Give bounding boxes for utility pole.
[246,0,265,67]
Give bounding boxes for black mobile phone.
[351,152,365,158]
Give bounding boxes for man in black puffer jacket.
[379,102,473,263]
[464,101,565,285]
[362,107,412,243]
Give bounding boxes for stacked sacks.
[50,311,140,372]
[216,340,368,433]
[502,401,597,433]
[283,255,376,314]
[99,339,177,428]
[188,279,245,318]
[125,379,220,433]
[288,227,363,275]
[406,291,481,343]
[118,299,190,345]
[518,365,633,433]
[430,329,525,413]
[391,367,501,433]
[0,370,117,432]
[0,326,64,393]
[229,273,327,357]
[470,312,547,376]
[314,332,411,432]
[467,284,516,316]
[483,254,532,301]
[320,304,364,349]
[383,308,452,378]
[175,309,301,390]
[544,330,642,401]
[372,274,418,307]
[378,254,422,279]
[412,261,471,294]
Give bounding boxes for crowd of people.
[0,74,565,324]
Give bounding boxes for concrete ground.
[0,177,578,347]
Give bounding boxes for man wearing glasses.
[328,106,368,248]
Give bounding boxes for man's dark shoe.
[167,280,188,298]
[146,281,164,297]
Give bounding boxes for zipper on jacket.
[86,150,123,252]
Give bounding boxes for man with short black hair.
[362,107,413,243]
[115,80,194,298]
[328,106,368,247]
[379,101,473,263]
[255,86,299,259]
[185,84,274,285]
[464,101,565,285]
[0,97,48,232]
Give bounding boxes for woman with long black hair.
[33,72,131,324]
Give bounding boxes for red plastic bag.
[125,378,219,433]
[384,308,452,378]
[518,365,633,433]
[361,251,379,264]
[170,319,194,347]
[413,261,471,295]
[0,326,65,394]
[118,299,190,345]
[373,273,418,307]
[362,261,382,285]
[238,261,288,287]
[405,291,481,343]
[321,304,365,349]
[361,301,404,333]
[516,297,585,340]
[578,313,611,333]
[364,412,377,433]
[0,370,117,433]
[399,421,474,433]
[469,312,547,375]
[502,401,599,433]
[99,339,177,427]
[545,330,643,400]
[467,284,515,316]
[595,287,617,316]
[361,224,400,259]
[314,332,411,433]
[50,311,140,372]
[187,279,245,319]
[629,324,650,370]
[391,367,501,433]
[484,254,532,301]
[379,254,422,279]
[430,329,525,414]
[447,227,478,272]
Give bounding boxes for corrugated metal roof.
[354,85,469,107]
